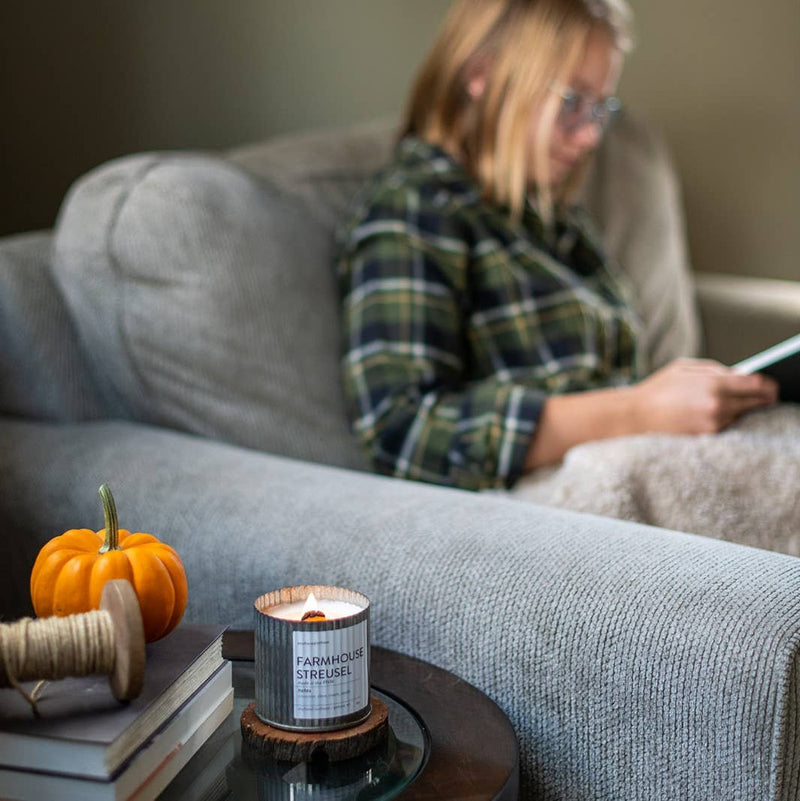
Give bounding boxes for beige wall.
[621,0,800,281]
[2,0,798,281]
[0,0,450,238]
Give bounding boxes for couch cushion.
[227,118,397,232]
[52,152,367,470]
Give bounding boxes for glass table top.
[160,662,429,800]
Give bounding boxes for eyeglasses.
[550,83,621,134]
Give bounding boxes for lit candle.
[267,591,363,622]
[252,585,372,732]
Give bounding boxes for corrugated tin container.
[254,585,371,731]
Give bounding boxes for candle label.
[292,621,368,720]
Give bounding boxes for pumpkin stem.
[98,484,122,553]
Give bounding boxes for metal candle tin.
[254,585,371,732]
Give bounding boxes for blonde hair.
[399,0,633,222]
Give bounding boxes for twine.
[0,610,116,715]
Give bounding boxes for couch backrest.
[51,150,369,470]
[0,231,106,422]
[582,113,700,370]
[226,117,396,231]
[49,114,699,470]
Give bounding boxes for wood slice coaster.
[241,697,389,763]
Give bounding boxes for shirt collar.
[396,135,581,237]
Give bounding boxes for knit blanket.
[507,404,800,556]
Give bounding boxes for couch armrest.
[2,418,799,800]
[0,231,104,421]
[695,271,800,364]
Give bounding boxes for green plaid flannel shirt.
[336,136,644,491]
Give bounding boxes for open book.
[733,332,800,403]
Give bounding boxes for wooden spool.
[0,579,146,702]
[241,696,389,763]
[100,579,147,700]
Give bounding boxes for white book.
[157,718,235,801]
[733,332,800,403]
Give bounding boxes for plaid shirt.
[336,136,643,491]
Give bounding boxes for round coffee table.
[161,630,519,800]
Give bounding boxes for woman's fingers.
[713,373,779,430]
[633,359,779,435]
[720,371,779,403]
[670,359,778,401]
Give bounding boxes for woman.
[336,0,777,492]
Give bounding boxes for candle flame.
[300,591,326,622]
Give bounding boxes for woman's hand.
[525,358,779,470]
[630,358,779,435]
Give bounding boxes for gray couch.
[2,115,800,800]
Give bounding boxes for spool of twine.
[0,610,117,714]
[0,579,147,714]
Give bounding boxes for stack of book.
[0,624,233,801]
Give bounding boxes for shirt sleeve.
[337,184,546,491]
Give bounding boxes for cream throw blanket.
[507,405,800,556]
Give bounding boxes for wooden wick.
[0,579,146,708]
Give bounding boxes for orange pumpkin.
[30,484,188,642]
